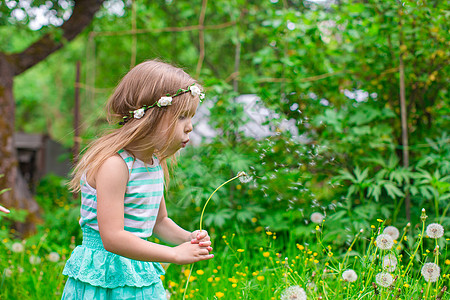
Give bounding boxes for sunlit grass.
[1,208,448,299]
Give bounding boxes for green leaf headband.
[119,84,205,125]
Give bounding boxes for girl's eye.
[179,115,186,120]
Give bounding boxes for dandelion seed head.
[342,269,358,282]
[375,272,393,287]
[383,226,400,240]
[382,254,398,272]
[310,212,325,224]
[238,171,253,183]
[376,234,394,250]
[29,255,41,265]
[421,263,440,282]
[280,285,307,300]
[11,242,24,253]
[4,268,12,277]
[48,252,60,262]
[426,223,444,239]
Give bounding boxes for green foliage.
[34,174,82,248]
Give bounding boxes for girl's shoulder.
[87,154,129,189]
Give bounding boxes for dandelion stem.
[199,173,243,231]
[183,172,246,299]
[402,218,425,277]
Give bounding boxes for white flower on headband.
[190,85,205,101]
[190,85,202,97]
[157,97,173,107]
[133,108,146,119]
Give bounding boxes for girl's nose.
[185,120,193,133]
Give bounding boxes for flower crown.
[119,84,205,125]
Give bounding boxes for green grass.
[2,210,448,300]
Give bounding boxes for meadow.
[1,181,448,299]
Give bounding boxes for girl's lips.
[181,139,189,147]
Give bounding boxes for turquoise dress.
[62,150,166,299]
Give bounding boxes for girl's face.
[158,102,198,157]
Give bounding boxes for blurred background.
[0,0,448,298]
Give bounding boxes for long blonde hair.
[69,60,201,192]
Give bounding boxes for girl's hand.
[172,242,214,265]
[0,205,10,214]
[190,230,213,252]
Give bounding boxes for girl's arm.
[153,196,211,247]
[95,155,213,264]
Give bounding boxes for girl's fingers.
[199,241,211,247]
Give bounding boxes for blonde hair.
[69,60,201,192]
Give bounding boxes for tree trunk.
[0,55,40,233]
[0,0,105,235]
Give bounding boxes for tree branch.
[7,0,104,76]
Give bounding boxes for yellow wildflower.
[263,252,270,257]
[257,275,265,281]
[215,292,225,298]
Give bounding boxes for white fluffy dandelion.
[375,272,393,287]
[48,252,60,262]
[383,226,400,240]
[342,269,358,282]
[238,171,253,183]
[11,242,24,253]
[376,234,394,250]
[280,285,307,300]
[4,268,12,277]
[382,254,398,272]
[421,263,440,282]
[310,212,325,224]
[426,223,444,239]
[29,255,41,265]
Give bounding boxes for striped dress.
[79,149,164,238]
[62,149,167,299]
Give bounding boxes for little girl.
[62,60,213,299]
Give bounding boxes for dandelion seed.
[280,285,307,300]
[383,226,400,240]
[375,272,393,287]
[11,242,24,253]
[421,263,440,282]
[382,254,398,272]
[342,269,358,282]
[48,252,60,262]
[376,234,394,250]
[426,223,444,239]
[310,212,325,224]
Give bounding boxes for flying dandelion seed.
[342,269,358,282]
[11,242,24,253]
[382,254,398,272]
[376,234,394,250]
[383,226,400,240]
[421,263,440,282]
[426,223,444,239]
[310,212,325,224]
[280,285,307,300]
[375,272,393,287]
